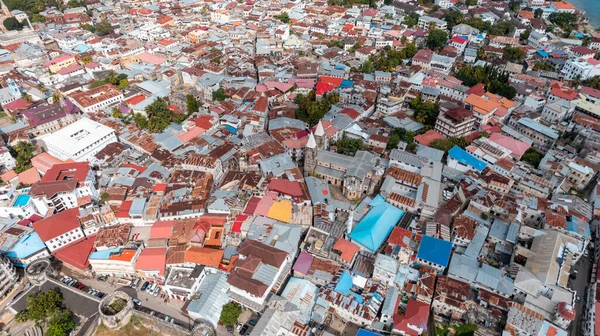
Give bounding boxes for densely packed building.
[0,0,599,335]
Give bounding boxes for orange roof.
[31,152,64,174]
[17,167,40,185]
[414,130,445,146]
[135,247,167,275]
[333,238,360,263]
[1,170,17,182]
[552,1,575,9]
[109,249,137,262]
[125,94,146,105]
[184,247,224,268]
[465,94,500,115]
[519,10,534,19]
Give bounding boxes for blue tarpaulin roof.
[334,271,363,303]
[349,195,404,252]
[225,125,237,134]
[448,146,488,172]
[417,236,453,268]
[357,329,381,336]
[566,215,591,239]
[340,80,353,88]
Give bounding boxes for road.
[568,253,592,336]
[57,274,192,329]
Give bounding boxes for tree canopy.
[362,43,417,73]
[456,64,516,99]
[90,71,128,88]
[3,17,23,31]
[426,30,448,51]
[336,138,363,155]
[521,148,543,168]
[429,137,469,153]
[548,12,578,32]
[410,96,439,126]
[11,141,35,173]
[403,13,419,28]
[186,94,199,114]
[275,12,290,23]
[16,289,76,336]
[387,128,416,151]
[502,46,525,62]
[219,302,242,326]
[442,11,463,29]
[294,90,338,126]
[95,20,114,36]
[327,39,345,49]
[212,88,228,101]
[582,76,600,89]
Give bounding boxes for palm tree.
[572,74,581,89]
[21,93,32,103]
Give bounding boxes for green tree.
[81,23,95,33]
[466,0,477,5]
[3,17,23,31]
[11,141,36,173]
[361,60,374,74]
[212,88,228,101]
[520,29,531,42]
[521,148,543,168]
[430,139,453,152]
[45,310,77,336]
[327,39,345,49]
[117,79,128,90]
[31,13,45,23]
[67,0,84,8]
[95,19,114,36]
[80,55,92,64]
[534,8,543,18]
[186,94,199,114]
[548,12,578,31]
[336,138,363,155]
[426,29,448,51]
[144,97,179,133]
[502,46,525,62]
[403,12,419,28]
[219,302,242,326]
[583,75,600,89]
[275,12,290,23]
[442,10,463,29]
[350,41,362,52]
[410,96,439,126]
[15,289,64,324]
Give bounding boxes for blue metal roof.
[6,232,45,261]
[89,247,121,260]
[357,329,381,336]
[334,271,363,303]
[448,146,488,172]
[349,195,404,252]
[566,215,591,239]
[417,236,452,268]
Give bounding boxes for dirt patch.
[94,317,158,336]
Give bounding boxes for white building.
[88,247,142,278]
[40,118,118,162]
[32,208,85,253]
[0,257,18,298]
[562,58,600,81]
[0,146,15,171]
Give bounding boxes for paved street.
[56,274,191,328]
[569,253,592,336]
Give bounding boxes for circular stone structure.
[98,291,134,329]
[191,319,216,336]
[25,258,57,285]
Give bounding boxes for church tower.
[304,132,317,175]
[314,120,325,149]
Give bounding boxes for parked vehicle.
[96,275,107,281]
[153,286,160,297]
[131,278,141,289]
[236,324,243,332]
[248,320,257,326]
[576,295,581,303]
[239,325,248,335]
[132,298,142,306]
[140,281,150,291]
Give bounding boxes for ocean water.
[569,0,600,29]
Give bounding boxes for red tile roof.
[332,238,360,263]
[135,247,167,275]
[54,235,96,270]
[41,162,90,183]
[414,130,445,146]
[33,208,81,242]
[150,220,175,239]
